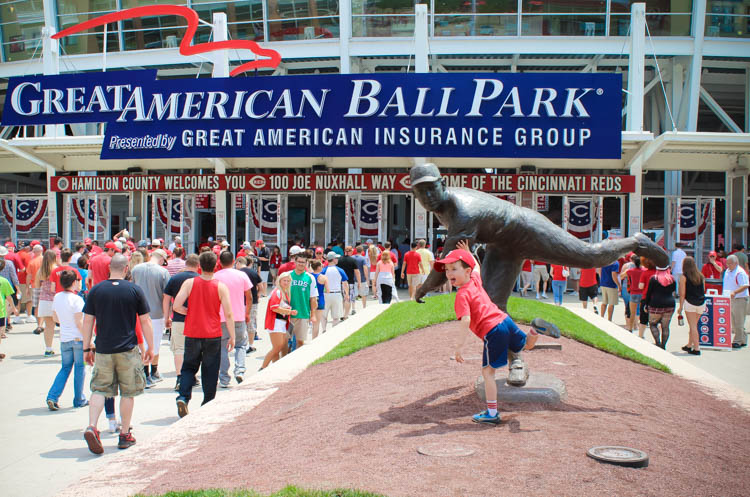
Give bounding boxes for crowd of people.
[515,242,749,353]
[0,231,442,454]
[0,230,747,451]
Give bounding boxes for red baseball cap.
[434,249,475,272]
[4,241,15,248]
[84,238,92,245]
[30,240,41,247]
[255,240,264,246]
[104,241,118,250]
[315,247,323,253]
[709,251,717,257]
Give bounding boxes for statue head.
[410,163,448,212]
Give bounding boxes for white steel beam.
[582,54,604,73]
[699,86,744,133]
[413,4,429,168]
[685,0,707,131]
[212,14,229,238]
[339,0,351,74]
[626,3,646,132]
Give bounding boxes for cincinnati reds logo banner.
[678,201,711,241]
[1,198,47,232]
[567,200,598,239]
[71,198,107,234]
[261,199,278,236]
[359,198,380,237]
[4,71,622,160]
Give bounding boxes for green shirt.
[289,270,317,319]
[0,276,13,319]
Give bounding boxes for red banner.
[51,173,636,194]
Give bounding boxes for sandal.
[33,327,43,335]
[0,353,6,359]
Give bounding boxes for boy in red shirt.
[436,242,559,425]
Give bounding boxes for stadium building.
[0,0,748,265]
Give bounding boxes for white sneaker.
[108,419,120,433]
[25,317,37,324]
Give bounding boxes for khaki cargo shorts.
[18,283,31,304]
[90,347,146,398]
[601,286,619,306]
[290,318,309,342]
[170,321,185,355]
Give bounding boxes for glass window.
[522,0,606,14]
[1,0,45,61]
[434,0,517,36]
[610,1,693,36]
[352,0,416,36]
[193,1,265,42]
[521,0,606,35]
[267,0,340,41]
[706,0,750,38]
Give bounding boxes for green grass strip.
[313,294,456,365]
[135,485,388,497]
[314,294,670,374]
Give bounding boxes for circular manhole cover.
[417,443,476,457]
[586,446,649,468]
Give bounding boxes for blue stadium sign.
[3,70,622,160]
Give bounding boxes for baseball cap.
[434,249,475,272]
[152,239,162,246]
[409,162,442,187]
[4,241,15,248]
[366,239,373,244]
[175,236,181,242]
[709,251,717,257]
[242,241,252,249]
[114,241,123,251]
[256,239,264,247]
[289,246,303,256]
[208,236,214,242]
[315,247,323,254]
[151,248,168,260]
[221,240,230,247]
[138,239,149,248]
[0,246,7,256]
[105,241,118,250]
[30,240,41,247]
[326,251,339,260]
[84,238,92,245]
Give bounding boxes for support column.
[42,25,59,239]
[412,4,429,169]
[339,0,351,74]
[625,3,645,132]
[628,160,643,237]
[745,67,750,132]
[685,0,706,132]
[212,13,229,239]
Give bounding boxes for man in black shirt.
[235,256,262,352]
[337,246,361,319]
[162,254,200,391]
[255,240,270,297]
[81,254,154,454]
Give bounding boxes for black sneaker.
[246,345,256,353]
[117,429,136,449]
[46,399,59,411]
[235,375,243,384]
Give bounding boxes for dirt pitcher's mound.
[142,322,750,497]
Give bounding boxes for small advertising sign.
[698,292,732,349]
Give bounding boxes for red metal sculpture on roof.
[52,5,282,76]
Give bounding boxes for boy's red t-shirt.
[454,271,508,339]
[404,250,422,274]
[521,260,532,272]
[579,268,598,287]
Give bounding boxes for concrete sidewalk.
[539,289,750,397]
[0,290,392,497]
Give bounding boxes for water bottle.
[678,314,684,326]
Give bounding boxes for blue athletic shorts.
[482,316,527,369]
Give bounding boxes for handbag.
[562,267,570,278]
